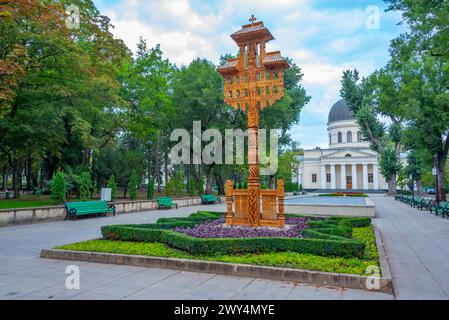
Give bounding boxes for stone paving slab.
[371,194,449,300]
[0,202,395,300]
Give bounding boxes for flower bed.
[55,211,380,275]
[173,217,308,238]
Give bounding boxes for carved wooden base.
[225,179,285,228]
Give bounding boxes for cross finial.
[249,14,257,24]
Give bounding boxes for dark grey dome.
[328,99,355,123]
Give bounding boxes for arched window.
[357,131,362,142]
[329,134,332,145]
[345,154,352,158]
[347,131,352,143]
[337,132,342,143]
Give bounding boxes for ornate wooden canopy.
[217,17,289,111]
[218,16,289,228]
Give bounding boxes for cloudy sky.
[94,0,407,149]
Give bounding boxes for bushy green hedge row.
[101,224,365,258]
[302,217,371,241]
[116,211,224,231]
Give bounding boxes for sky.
[94,0,408,150]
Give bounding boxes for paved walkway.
[371,194,449,299]
[0,203,391,300]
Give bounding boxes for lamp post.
[409,173,414,205]
[433,154,439,205]
[147,141,153,200]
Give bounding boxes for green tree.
[79,172,93,201]
[51,172,66,204]
[148,177,155,200]
[108,175,117,201]
[188,177,196,197]
[129,171,138,200]
[197,176,204,196]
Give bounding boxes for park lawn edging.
[40,226,393,293]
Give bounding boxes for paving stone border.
[40,226,393,293]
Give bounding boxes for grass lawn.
[56,225,379,276]
[0,197,58,209]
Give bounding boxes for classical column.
[321,165,327,190]
[363,164,368,190]
[352,164,358,190]
[330,164,336,190]
[373,163,379,190]
[340,164,346,189]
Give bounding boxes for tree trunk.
[416,178,424,195]
[205,173,213,194]
[1,167,6,190]
[11,159,21,199]
[387,174,397,196]
[164,149,169,186]
[156,135,161,193]
[216,172,225,195]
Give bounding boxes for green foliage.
[79,172,93,201]
[129,171,138,200]
[379,147,402,182]
[188,178,196,197]
[107,175,117,201]
[197,177,204,196]
[148,177,155,200]
[165,171,185,197]
[100,213,368,258]
[51,172,66,204]
[57,239,375,275]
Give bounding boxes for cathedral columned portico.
[298,99,388,192]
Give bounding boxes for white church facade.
[298,99,390,192]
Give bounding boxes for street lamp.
[147,141,153,200]
[409,173,414,204]
[433,154,439,205]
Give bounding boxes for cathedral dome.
[328,99,355,123]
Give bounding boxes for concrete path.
[0,203,391,300]
[371,194,449,300]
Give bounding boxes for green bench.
[430,201,449,218]
[412,196,423,208]
[64,201,115,221]
[201,194,221,204]
[417,198,433,211]
[157,197,178,209]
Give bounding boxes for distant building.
[297,99,404,192]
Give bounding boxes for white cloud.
[97,0,405,149]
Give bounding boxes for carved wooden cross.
[249,14,257,24]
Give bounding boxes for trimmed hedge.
[101,224,365,258]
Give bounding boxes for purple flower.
[174,217,308,238]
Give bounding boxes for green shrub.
[129,171,138,200]
[197,176,204,196]
[107,175,117,201]
[51,172,66,204]
[79,172,92,201]
[148,177,155,200]
[188,178,196,196]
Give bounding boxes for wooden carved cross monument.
[217,16,289,228]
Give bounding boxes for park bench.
[412,196,423,208]
[157,197,178,209]
[430,201,449,218]
[201,194,221,204]
[64,200,115,221]
[417,198,433,211]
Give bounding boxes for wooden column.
[225,179,233,224]
[247,45,260,227]
[277,179,285,228]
